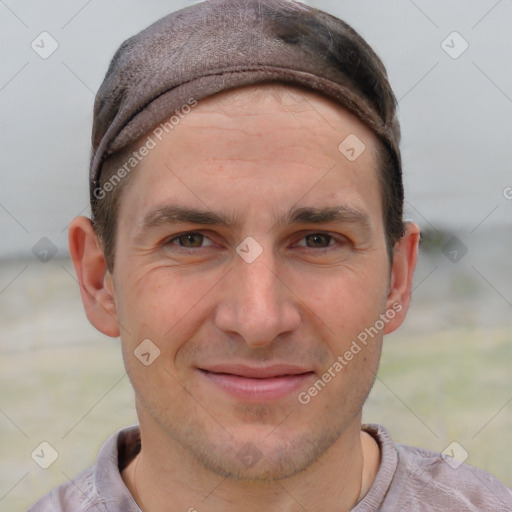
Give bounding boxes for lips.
[200,363,312,379]
[198,364,315,401]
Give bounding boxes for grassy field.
[1,253,511,510]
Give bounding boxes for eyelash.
[165,231,344,252]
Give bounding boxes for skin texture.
[69,84,420,512]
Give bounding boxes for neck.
[122,418,380,512]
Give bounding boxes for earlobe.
[383,222,421,334]
[68,216,120,338]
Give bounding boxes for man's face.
[110,85,398,480]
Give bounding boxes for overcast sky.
[1,0,511,257]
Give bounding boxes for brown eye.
[169,232,212,248]
[304,233,333,248]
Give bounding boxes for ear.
[383,222,421,334]
[68,216,120,338]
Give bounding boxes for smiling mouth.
[198,366,315,401]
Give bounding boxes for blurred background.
[1,0,511,509]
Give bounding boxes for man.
[29,0,511,510]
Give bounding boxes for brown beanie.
[90,0,401,205]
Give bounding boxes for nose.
[213,245,301,348]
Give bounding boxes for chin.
[184,424,345,482]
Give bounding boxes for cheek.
[291,263,390,334]
[115,267,220,348]
[116,270,211,407]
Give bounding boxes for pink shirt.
[28,424,512,511]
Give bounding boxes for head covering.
[90,0,400,205]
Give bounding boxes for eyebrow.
[138,204,371,233]
[278,205,371,229]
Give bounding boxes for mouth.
[198,364,315,401]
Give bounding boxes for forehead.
[189,83,373,134]
[118,83,383,229]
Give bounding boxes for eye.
[296,233,337,249]
[167,232,214,248]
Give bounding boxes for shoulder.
[26,425,140,512]
[388,441,512,510]
[26,467,109,512]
